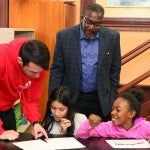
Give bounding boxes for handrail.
[121,43,150,65]
[118,70,150,94]
[121,39,150,59]
[118,39,150,93]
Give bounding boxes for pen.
[40,136,48,143]
[49,113,55,117]
[49,113,62,120]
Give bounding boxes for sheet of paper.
[13,139,54,150]
[46,137,85,149]
[106,139,150,148]
[13,137,85,150]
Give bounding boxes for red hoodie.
[0,38,46,134]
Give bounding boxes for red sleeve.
[0,120,4,134]
[0,47,5,77]
[21,71,47,124]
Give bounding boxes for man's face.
[21,62,43,78]
[82,10,104,38]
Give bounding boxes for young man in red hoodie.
[0,38,50,140]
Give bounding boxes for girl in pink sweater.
[77,88,150,141]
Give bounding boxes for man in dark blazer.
[49,3,121,121]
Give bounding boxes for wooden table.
[0,133,149,150]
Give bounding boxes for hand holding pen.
[49,113,71,134]
[60,118,71,134]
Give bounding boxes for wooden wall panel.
[64,2,76,27]
[9,0,65,53]
[103,17,150,31]
[9,0,76,120]
[0,0,9,27]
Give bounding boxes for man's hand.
[88,114,102,128]
[32,123,48,139]
[0,130,19,141]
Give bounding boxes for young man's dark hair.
[19,40,50,70]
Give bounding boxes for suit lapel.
[72,25,82,74]
[98,27,109,69]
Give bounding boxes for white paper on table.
[13,139,54,150]
[106,139,150,148]
[46,137,85,149]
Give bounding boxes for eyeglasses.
[83,17,102,28]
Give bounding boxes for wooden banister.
[121,39,150,60]
[121,43,150,65]
[119,39,150,93]
[118,70,150,94]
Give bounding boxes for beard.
[82,27,98,39]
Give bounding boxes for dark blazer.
[49,24,121,116]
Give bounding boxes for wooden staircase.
[118,39,150,120]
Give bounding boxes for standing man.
[49,3,121,121]
[0,38,50,140]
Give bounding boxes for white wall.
[96,0,150,18]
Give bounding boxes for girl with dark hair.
[42,86,87,136]
[77,88,150,141]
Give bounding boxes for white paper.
[13,137,85,150]
[46,137,85,149]
[106,139,150,148]
[13,139,54,150]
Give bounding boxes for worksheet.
[46,137,85,149]
[13,137,85,150]
[106,139,150,148]
[13,139,52,150]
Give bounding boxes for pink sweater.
[0,38,46,134]
[77,117,150,139]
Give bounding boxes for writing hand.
[32,123,48,139]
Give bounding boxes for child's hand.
[88,114,102,128]
[60,118,71,134]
